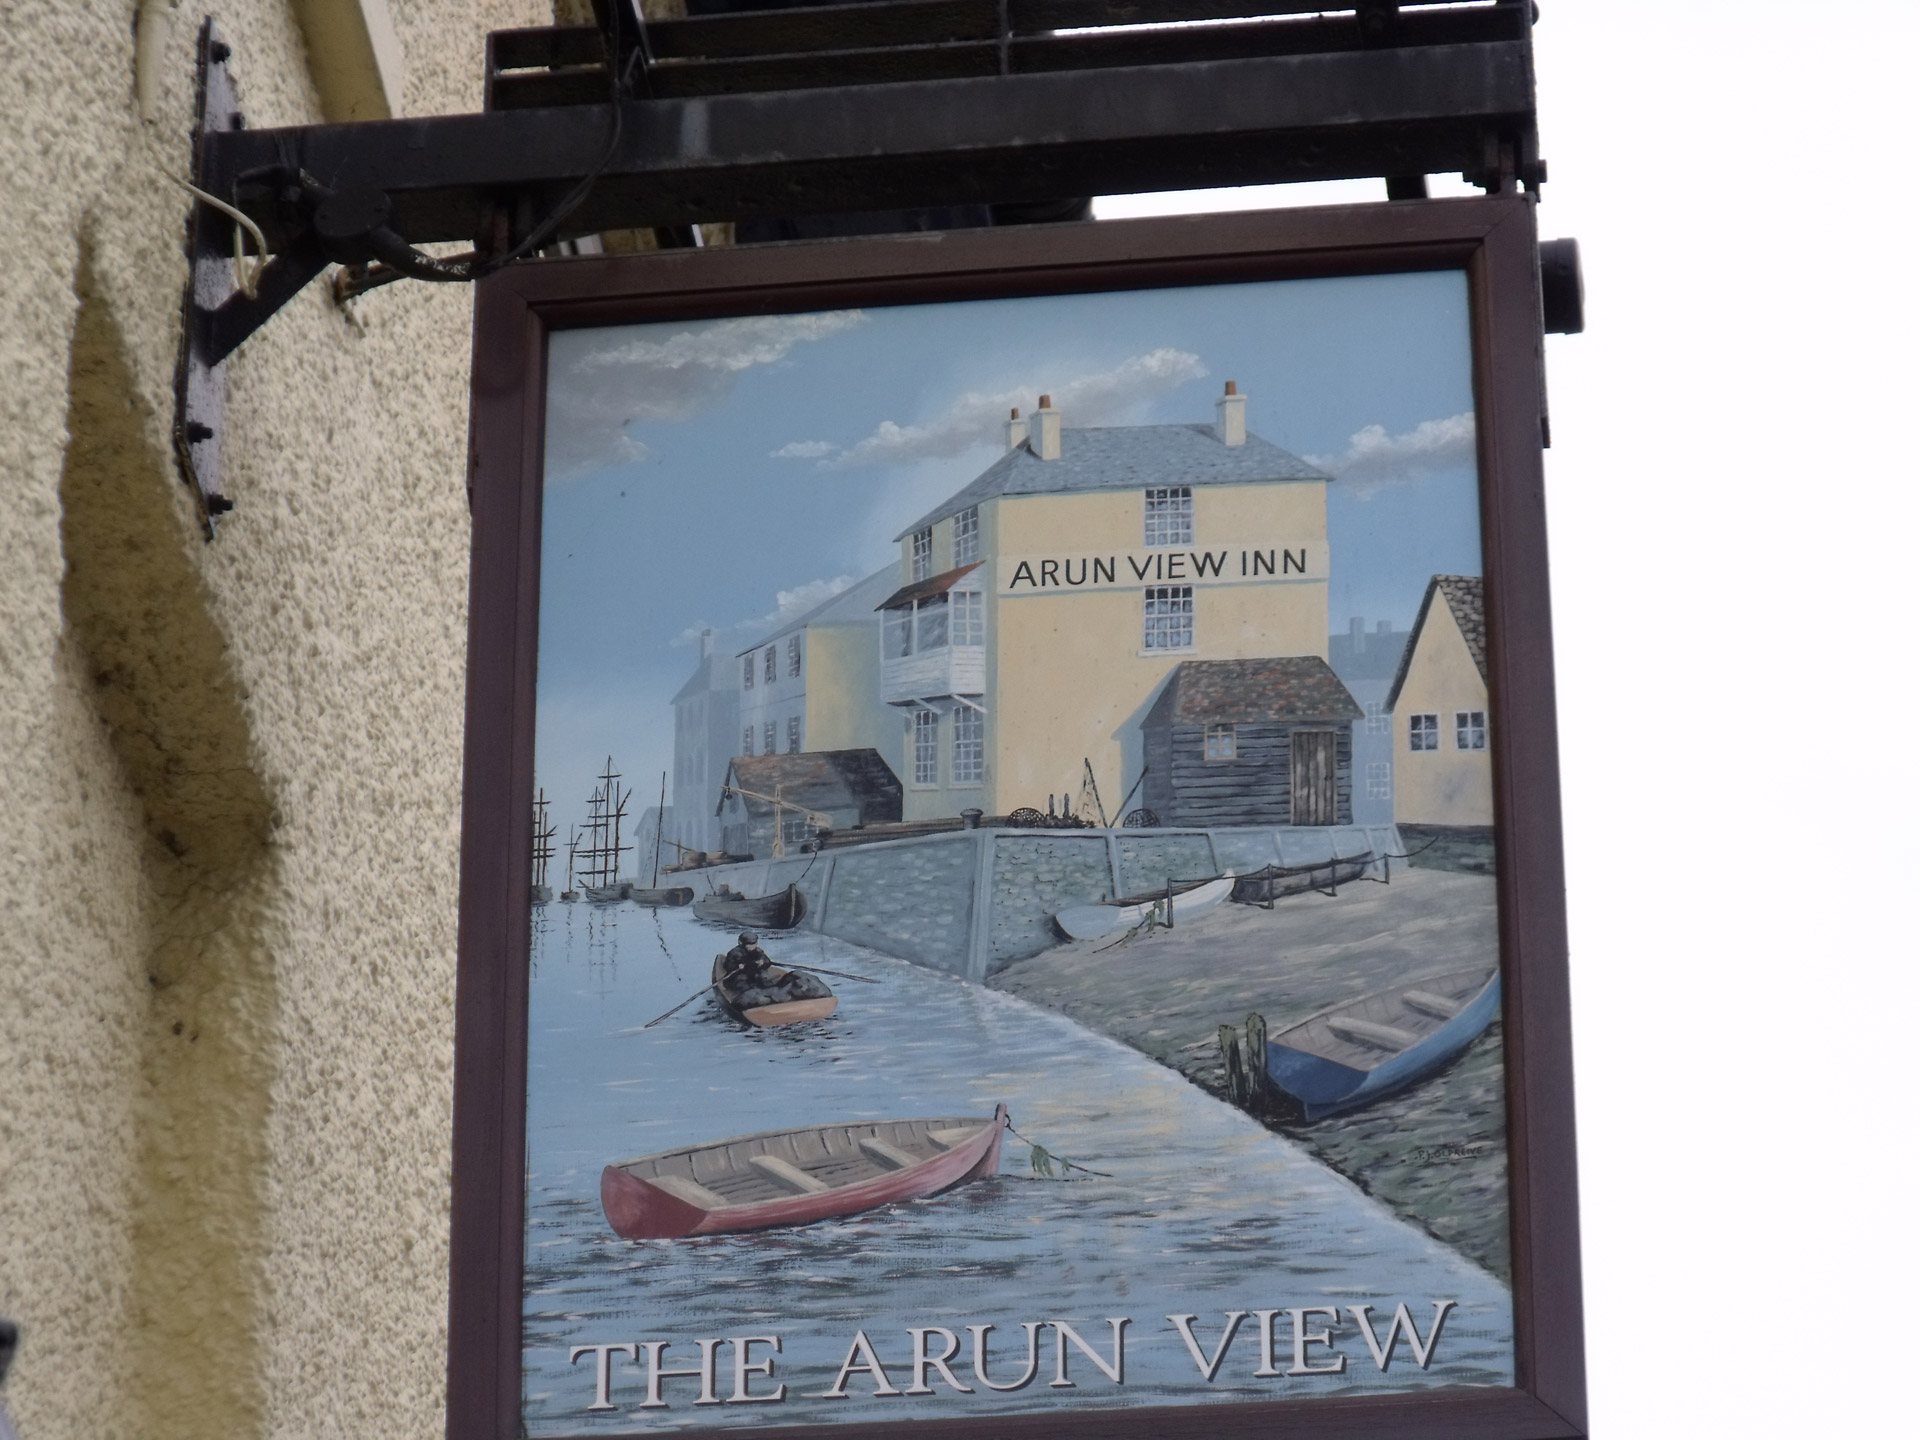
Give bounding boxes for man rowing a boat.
[720,931,777,991]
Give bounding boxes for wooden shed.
[717,749,903,858]
[1140,657,1363,827]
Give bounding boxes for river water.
[522,902,1513,1434]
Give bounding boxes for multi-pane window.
[1409,714,1439,751]
[1367,762,1392,799]
[1143,585,1194,650]
[953,506,980,566]
[787,635,801,677]
[912,709,939,785]
[1204,723,1236,761]
[786,715,801,754]
[951,590,984,646]
[952,706,983,785]
[1365,701,1390,735]
[1456,710,1488,750]
[1144,486,1193,547]
[915,594,949,651]
[764,646,777,684]
[763,721,776,756]
[911,526,934,580]
[742,726,754,756]
[742,655,754,690]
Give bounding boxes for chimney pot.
[1032,394,1061,460]
[1225,380,1238,395]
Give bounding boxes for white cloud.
[544,311,868,482]
[1309,411,1476,494]
[670,574,856,649]
[772,440,836,460]
[785,348,1208,470]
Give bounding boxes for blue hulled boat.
[1262,968,1501,1120]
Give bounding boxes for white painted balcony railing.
[882,645,985,704]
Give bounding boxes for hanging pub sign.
[449,199,1585,1440]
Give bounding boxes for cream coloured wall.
[0,4,544,1439]
[1391,595,1494,825]
[979,481,1328,817]
[804,622,899,768]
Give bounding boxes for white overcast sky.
[1105,3,1918,1433]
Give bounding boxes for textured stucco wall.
[0,3,542,1438]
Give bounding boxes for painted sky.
[536,269,1481,822]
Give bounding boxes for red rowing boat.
[600,1105,1008,1239]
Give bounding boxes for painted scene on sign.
[523,272,1512,1433]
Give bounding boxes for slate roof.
[895,424,1330,539]
[736,564,899,656]
[1142,656,1362,730]
[717,749,903,822]
[1384,575,1488,711]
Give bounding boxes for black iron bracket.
[172,2,1577,530]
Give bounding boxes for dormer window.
[953,507,979,566]
[911,526,933,580]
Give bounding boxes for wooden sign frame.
[449,196,1584,1440]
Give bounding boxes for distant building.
[669,631,739,857]
[1140,657,1363,826]
[1386,575,1491,827]
[717,750,904,858]
[732,565,901,776]
[1328,616,1411,826]
[881,384,1332,822]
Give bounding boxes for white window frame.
[911,708,939,786]
[742,726,754,756]
[951,705,983,786]
[763,720,776,756]
[786,715,801,754]
[764,646,777,684]
[951,589,984,647]
[1143,584,1195,651]
[787,635,801,678]
[742,655,754,690]
[1203,723,1236,761]
[1366,761,1392,799]
[953,506,980,566]
[1144,486,1193,548]
[1365,700,1390,735]
[1455,710,1488,751]
[911,526,934,581]
[1409,713,1439,752]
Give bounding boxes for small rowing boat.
[600,1105,1009,1239]
[1261,967,1501,1120]
[1053,873,1235,941]
[692,882,808,930]
[710,953,838,1026]
[583,881,694,905]
[1231,853,1373,906]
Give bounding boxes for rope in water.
[1003,1116,1113,1179]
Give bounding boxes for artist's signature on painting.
[1407,1144,1478,1164]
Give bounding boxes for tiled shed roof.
[1385,575,1487,710]
[1142,656,1363,729]
[896,424,1328,539]
[718,749,903,820]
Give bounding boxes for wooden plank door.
[1289,729,1338,826]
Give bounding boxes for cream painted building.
[882,386,1332,822]
[1386,574,1495,826]
[0,5,551,1440]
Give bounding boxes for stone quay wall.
[687,822,1405,980]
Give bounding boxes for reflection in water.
[523,903,1513,1433]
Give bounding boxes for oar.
[634,984,713,1030]
[779,961,882,985]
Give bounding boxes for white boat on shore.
[1053,873,1235,941]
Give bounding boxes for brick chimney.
[1215,380,1246,447]
[1032,394,1061,460]
[1004,406,1029,452]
